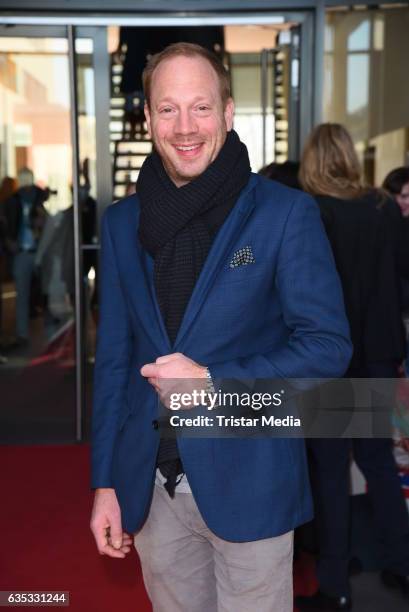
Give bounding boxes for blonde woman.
[296,124,409,611]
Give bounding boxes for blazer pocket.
[218,264,266,285]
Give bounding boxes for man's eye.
[197,106,210,112]
[160,107,173,114]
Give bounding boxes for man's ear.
[144,102,152,138]
[224,98,234,131]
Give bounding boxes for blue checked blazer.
[91,173,352,540]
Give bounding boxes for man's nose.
[174,109,198,135]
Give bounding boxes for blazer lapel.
[141,250,172,352]
[124,203,171,354]
[174,175,258,350]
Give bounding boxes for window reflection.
[347,19,370,52]
[373,16,384,51]
[347,54,369,115]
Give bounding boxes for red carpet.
[0,445,150,611]
[0,445,315,610]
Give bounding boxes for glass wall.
[0,36,76,442]
[323,5,409,186]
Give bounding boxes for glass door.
[0,26,103,443]
[225,17,310,174]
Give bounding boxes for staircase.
[109,53,152,200]
[272,49,289,164]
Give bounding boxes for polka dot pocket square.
[229,245,256,269]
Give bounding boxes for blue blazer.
[91,174,352,541]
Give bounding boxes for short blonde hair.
[299,123,364,199]
[142,42,230,108]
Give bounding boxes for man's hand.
[141,353,207,408]
[90,488,133,558]
[141,352,207,380]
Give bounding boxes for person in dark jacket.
[258,160,301,190]
[383,166,409,219]
[295,123,409,611]
[3,167,48,344]
[119,26,225,96]
[383,166,409,376]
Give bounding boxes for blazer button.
[152,419,159,430]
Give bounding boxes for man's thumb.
[110,528,123,549]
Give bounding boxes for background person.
[383,166,409,218]
[0,176,18,206]
[383,166,409,377]
[2,168,48,346]
[296,123,409,611]
[258,160,301,190]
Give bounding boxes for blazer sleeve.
[209,193,352,380]
[91,209,132,488]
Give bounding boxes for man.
[3,167,47,345]
[90,43,352,612]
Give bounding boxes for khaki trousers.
[133,483,294,612]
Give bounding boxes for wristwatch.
[205,367,216,408]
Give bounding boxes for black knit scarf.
[137,129,251,496]
[138,129,251,342]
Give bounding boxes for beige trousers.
[133,483,294,612]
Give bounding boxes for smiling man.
[90,43,352,612]
[143,52,233,185]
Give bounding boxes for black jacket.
[316,191,409,368]
[120,26,225,94]
[3,186,48,252]
[401,217,409,314]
